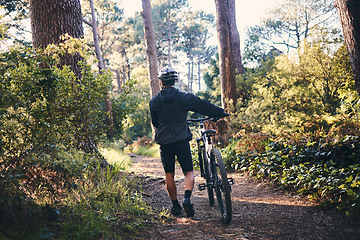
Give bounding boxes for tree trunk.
[89,0,105,71]
[167,15,172,67]
[29,0,109,157]
[115,69,122,93]
[88,0,114,139]
[198,57,201,91]
[141,0,160,97]
[336,0,360,95]
[30,0,83,47]
[214,0,237,111]
[187,61,191,92]
[29,0,83,76]
[228,0,244,74]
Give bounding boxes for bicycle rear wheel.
[210,148,232,223]
[200,145,214,206]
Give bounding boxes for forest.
[1,0,360,239]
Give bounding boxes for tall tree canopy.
[244,0,338,66]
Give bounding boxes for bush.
[0,40,121,238]
[125,136,160,157]
[223,127,360,217]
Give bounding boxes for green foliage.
[243,0,337,61]
[0,0,30,46]
[125,136,160,158]
[231,38,355,135]
[111,77,138,139]
[59,165,151,240]
[223,127,360,216]
[0,39,136,238]
[119,66,153,143]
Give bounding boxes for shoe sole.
[171,207,182,216]
[183,203,194,217]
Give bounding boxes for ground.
[128,154,360,240]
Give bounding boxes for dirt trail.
[128,154,360,240]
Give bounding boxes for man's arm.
[149,103,160,129]
[185,93,228,118]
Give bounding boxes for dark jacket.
[149,87,227,145]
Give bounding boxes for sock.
[184,190,192,201]
[172,199,180,207]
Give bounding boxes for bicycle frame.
[188,117,233,223]
[188,117,217,178]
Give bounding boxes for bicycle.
[187,117,234,223]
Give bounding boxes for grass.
[133,145,160,158]
[0,143,157,239]
[99,144,132,171]
[59,164,152,240]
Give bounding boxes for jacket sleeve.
[149,101,160,129]
[183,93,227,117]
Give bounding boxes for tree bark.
[141,0,160,97]
[214,0,237,111]
[336,0,360,95]
[30,0,83,47]
[29,0,83,76]
[198,57,201,91]
[228,0,244,74]
[89,0,105,71]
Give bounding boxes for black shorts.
[160,140,193,173]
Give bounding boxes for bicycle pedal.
[198,183,207,191]
[228,178,235,185]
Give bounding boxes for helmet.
[158,66,178,82]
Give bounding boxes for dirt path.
[128,154,360,240]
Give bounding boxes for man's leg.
[160,143,182,216]
[176,140,195,217]
[183,170,194,192]
[165,172,177,200]
[165,172,182,215]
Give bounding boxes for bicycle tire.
[202,147,214,206]
[210,148,232,223]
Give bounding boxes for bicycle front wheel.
[210,148,232,223]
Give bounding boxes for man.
[149,66,228,217]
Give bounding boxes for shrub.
[223,128,360,216]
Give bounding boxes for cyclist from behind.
[149,66,228,217]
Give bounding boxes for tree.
[29,0,84,76]
[336,0,360,95]
[0,0,30,46]
[141,0,160,97]
[214,0,237,111]
[228,0,243,74]
[29,0,111,154]
[152,0,188,67]
[29,0,83,46]
[244,0,338,66]
[179,10,215,92]
[83,0,114,139]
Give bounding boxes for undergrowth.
[125,136,160,158]
[222,125,360,217]
[0,147,154,240]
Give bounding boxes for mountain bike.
[187,117,234,223]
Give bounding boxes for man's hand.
[222,112,230,118]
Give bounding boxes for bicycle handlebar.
[187,117,219,124]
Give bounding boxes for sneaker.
[171,204,182,216]
[183,199,194,217]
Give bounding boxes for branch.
[83,18,92,27]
